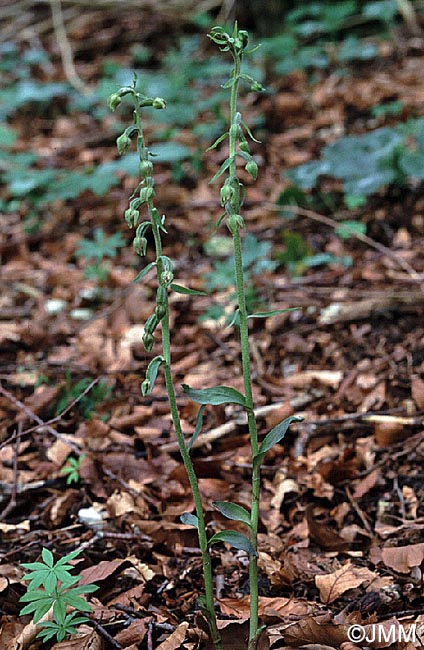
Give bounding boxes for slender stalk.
[227,41,260,650]
[124,92,222,650]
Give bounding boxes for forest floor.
[1,4,424,650]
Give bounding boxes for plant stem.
[228,51,260,650]
[137,114,222,648]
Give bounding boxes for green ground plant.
[19,548,97,643]
[109,23,301,650]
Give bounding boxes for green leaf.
[187,405,205,452]
[206,132,228,151]
[170,283,207,296]
[182,384,246,407]
[209,156,234,183]
[335,220,366,240]
[209,530,256,556]
[180,513,199,529]
[42,548,54,568]
[254,416,303,468]
[132,261,156,284]
[213,501,251,527]
[248,308,299,319]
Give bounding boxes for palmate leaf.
[213,501,252,528]
[209,530,256,556]
[182,384,246,407]
[41,548,54,568]
[253,415,303,469]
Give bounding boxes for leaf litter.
[1,5,424,650]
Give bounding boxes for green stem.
[131,91,221,649]
[142,165,221,649]
[228,53,260,650]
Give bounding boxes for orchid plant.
[109,23,301,650]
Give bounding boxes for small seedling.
[19,547,98,643]
[61,455,85,485]
[75,227,125,281]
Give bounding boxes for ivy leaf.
[254,415,303,468]
[209,530,256,556]
[213,501,252,528]
[171,284,207,296]
[180,513,199,529]
[182,384,246,407]
[132,261,156,284]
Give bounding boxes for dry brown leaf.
[315,561,377,603]
[353,469,380,499]
[106,490,135,517]
[155,621,189,650]
[50,630,103,649]
[115,619,147,645]
[283,617,346,647]
[381,543,424,573]
[306,505,350,551]
[79,558,131,585]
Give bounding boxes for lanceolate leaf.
[254,415,303,468]
[206,132,229,152]
[171,284,207,296]
[209,156,234,183]
[182,384,246,407]
[132,261,156,284]
[213,501,252,528]
[180,513,199,529]
[209,530,257,556]
[187,405,206,452]
[248,308,299,319]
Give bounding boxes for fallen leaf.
[156,621,188,650]
[315,561,377,603]
[381,543,424,573]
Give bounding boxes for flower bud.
[145,313,159,335]
[239,141,250,153]
[139,187,154,203]
[245,160,258,180]
[154,304,167,320]
[229,123,240,141]
[141,379,150,396]
[116,132,131,155]
[133,236,147,256]
[142,332,154,352]
[227,214,245,234]
[220,183,234,206]
[160,270,174,287]
[125,207,139,228]
[152,97,166,110]
[139,160,153,177]
[239,30,249,48]
[108,93,122,111]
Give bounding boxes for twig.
[0,423,20,520]
[270,203,423,285]
[89,619,123,650]
[0,384,82,455]
[49,0,91,96]
[0,377,100,453]
[345,485,373,534]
